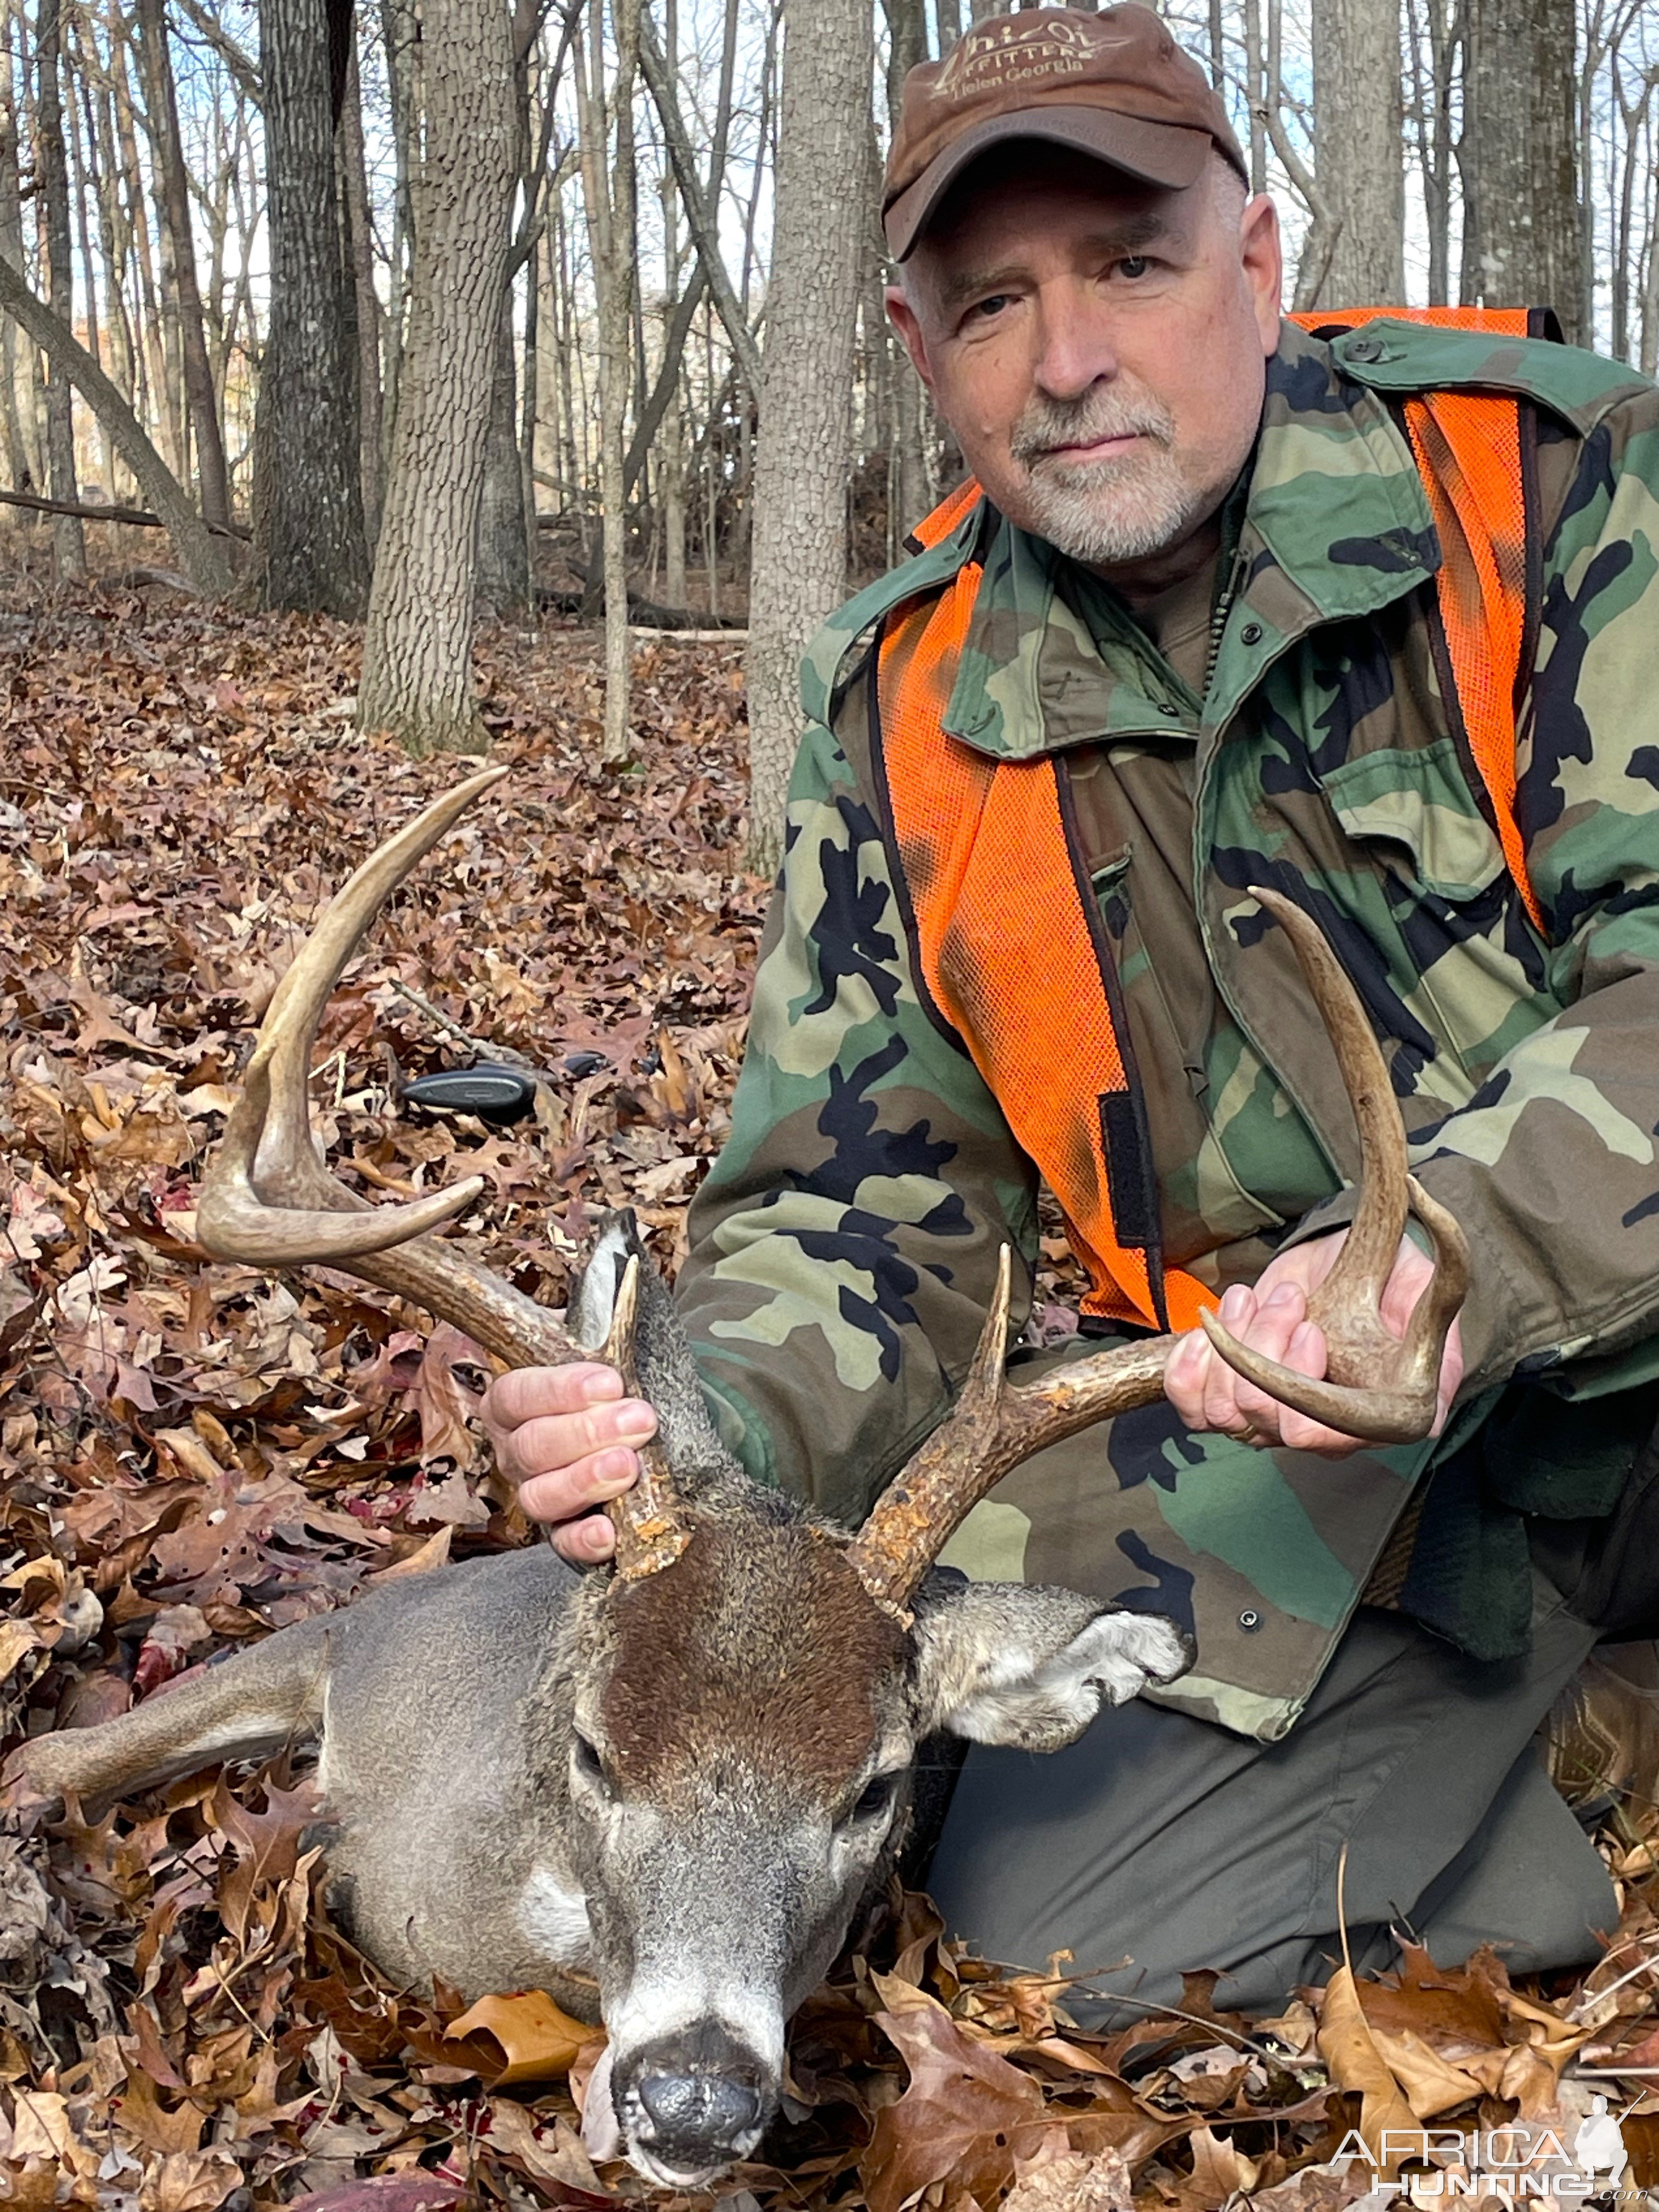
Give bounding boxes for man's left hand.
[1163,1229,1464,1457]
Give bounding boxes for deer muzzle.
[613,2020,773,2182]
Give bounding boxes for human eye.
[1115,254,1156,280]
[964,291,1014,324]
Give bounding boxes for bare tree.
[745,0,872,871]
[1461,0,1582,340]
[573,0,642,761]
[255,0,370,613]
[0,81,38,493]
[1309,0,1406,306]
[35,0,84,576]
[134,0,229,529]
[339,35,385,548]
[357,0,517,754]
[477,285,533,617]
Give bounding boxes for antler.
[196,768,689,1581]
[843,885,1469,1614]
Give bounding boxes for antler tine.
[198,767,579,1375]
[596,1257,691,1578]
[844,1249,1171,1612]
[1194,887,1470,1443]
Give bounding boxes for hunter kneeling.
[488,2,1659,2020]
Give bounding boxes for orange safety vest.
[878,306,1549,1333]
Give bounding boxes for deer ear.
[910,1578,1193,1752]
[569,1212,732,1478]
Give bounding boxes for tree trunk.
[1309,0,1405,307]
[35,0,84,578]
[520,219,540,590]
[1460,0,1581,341]
[744,0,871,873]
[135,0,229,528]
[340,35,385,549]
[380,0,417,461]
[476,284,531,616]
[574,0,641,765]
[0,86,37,493]
[0,246,230,592]
[357,0,516,755]
[255,0,370,614]
[110,31,168,471]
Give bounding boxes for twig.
[386,979,539,1075]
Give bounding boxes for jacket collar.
[941,320,1441,761]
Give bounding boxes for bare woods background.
[0,0,1647,858]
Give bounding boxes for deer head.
[194,769,1466,2186]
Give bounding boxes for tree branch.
[0,484,249,537]
[0,249,232,594]
[624,259,707,495]
[171,0,261,100]
[637,7,762,394]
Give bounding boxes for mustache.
[1011,392,1175,463]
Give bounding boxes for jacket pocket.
[1313,737,1507,903]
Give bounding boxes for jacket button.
[1238,1609,1262,1632]
[1346,336,1383,361]
[1240,621,1263,647]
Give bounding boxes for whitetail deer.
[10,769,1466,2187]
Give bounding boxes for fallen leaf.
[445,1988,596,2083]
[1316,1965,1419,2172]
[862,1982,1053,2212]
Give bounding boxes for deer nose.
[636,2065,762,2148]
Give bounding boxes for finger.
[1269,1322,1369,1454]
[483,1362,625,1432]
[1227,1285,1317,1436]
[1378,1244,1436,1336]
[506,1450,634,1528]
[1432,1318,1465,1434]
[1200,1282,1267,1434]
[551,1510,618,1565]
[490,1398,657,1483]
[518,1448,640,1527]
[1163,1327,1213,1431]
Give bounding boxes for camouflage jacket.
[677,318,1659,1741]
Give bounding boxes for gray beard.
[1009,388,1201,567]
[1016,443,1205,567]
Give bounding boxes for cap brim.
[883,105,1212,262]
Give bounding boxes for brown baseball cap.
[883,4,1249,261]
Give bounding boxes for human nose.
[1031,289,1119,403]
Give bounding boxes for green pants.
[927,1572,1613,2021]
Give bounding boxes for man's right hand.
[480,1365,655,1564]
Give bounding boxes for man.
[487,6,1659,2016]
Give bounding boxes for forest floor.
[0,573,1657,2210]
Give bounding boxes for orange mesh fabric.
[1289,306,1543,932]
[1289,306,1532,338]
[878,579,1214,1331]
[909,477,984,551]
[877,309,1542,1323]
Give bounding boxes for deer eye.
[847,1775,897,1825]
[572,1734,610,1790]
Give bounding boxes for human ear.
[885,284,937,398]
[1239,193,1283,354]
